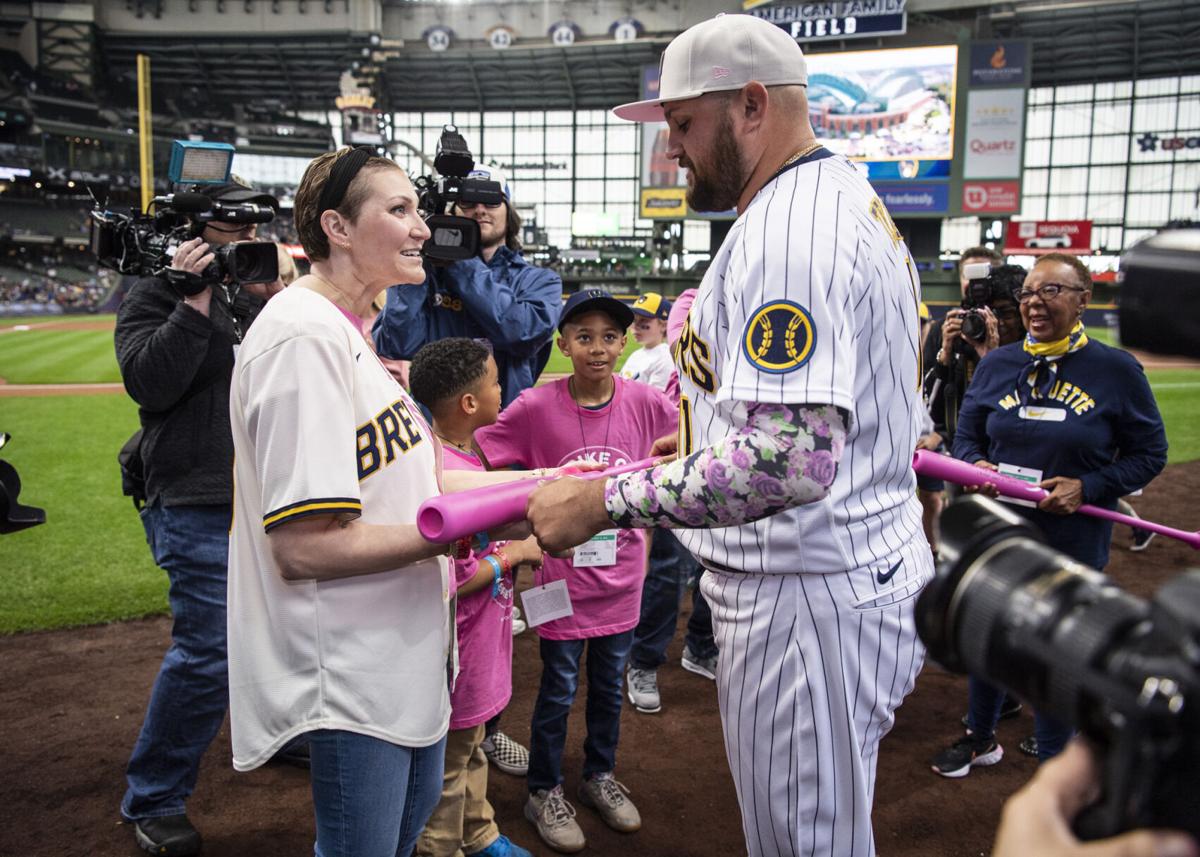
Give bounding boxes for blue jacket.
[953,339,1167,569]
[373,246,562,407]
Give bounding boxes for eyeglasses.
[1012,283,1087,303]
[455,201,503,211]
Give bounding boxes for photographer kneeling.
[114,181,283,856]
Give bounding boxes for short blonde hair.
[294,148,403,262]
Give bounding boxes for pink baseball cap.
[613,14,808,123]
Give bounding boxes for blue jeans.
[528,631,634,793]
[629,530,717,670]
[967,675,1073,762]
[122,501,231,821]
[308,730,447,857]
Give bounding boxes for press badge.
[998,462,1042,508]
[573,530,619,567]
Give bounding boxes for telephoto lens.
[916,495,1200,840]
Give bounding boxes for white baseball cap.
[613,14,808,123]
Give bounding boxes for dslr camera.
[413,125,505,264]
[957,261,1026,344]
[918,496,1199,839]
[89,141,279,294]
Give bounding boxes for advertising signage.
[1004,220,1094,255]
[745,0,907,43]
[969,40,1030,88]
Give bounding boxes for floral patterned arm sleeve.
[604,403,848,529]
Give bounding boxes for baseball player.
[525,14,931,857]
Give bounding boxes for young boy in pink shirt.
[409,338,543,857]
[476,290,677,853]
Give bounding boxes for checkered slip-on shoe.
[482,730,529,776]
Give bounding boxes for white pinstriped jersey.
[674,151,925,574]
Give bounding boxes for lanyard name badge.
[997,462,1042,508]
[573,529,619,567]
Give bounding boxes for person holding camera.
[113,180,283,856]
[373,166,562,408]
[930,252,1168,778]
[916,247,1003,554]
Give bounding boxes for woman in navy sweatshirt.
[930,252,1167,778]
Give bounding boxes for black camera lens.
[959,309,987,342]
[917,496,1200,839]
[207,241,278,285]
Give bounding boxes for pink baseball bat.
[912,450,1200,550]
[418,456,661,542]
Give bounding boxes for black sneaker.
[131,814,202,856]
[1130,528,1156,552]
[959,697,1022,729]
[930,734,1003,778]
[1018,735,1039,758]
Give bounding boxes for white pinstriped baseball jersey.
[674,151,925,574]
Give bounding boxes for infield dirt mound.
[2,462,1197,857]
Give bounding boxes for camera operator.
[113,181,283,857]
[930,253,1167,779]
[372,167,562,407]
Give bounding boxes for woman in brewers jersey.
[226,147,535,857]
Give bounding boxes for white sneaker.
[626,666,661,713]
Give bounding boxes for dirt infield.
[2,462,1197,857]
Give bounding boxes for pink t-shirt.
[443,445,514,729]
[476,376,677,640]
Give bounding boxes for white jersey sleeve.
[240,331,363,531]
[717,165,858,417]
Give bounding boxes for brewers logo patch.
[742,300,816,374]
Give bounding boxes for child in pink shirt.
[476,290,676,852]
[409,338,542,857]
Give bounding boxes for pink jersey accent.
[442,444,514,729]
[476,376,677,640]
[667,287,697,347]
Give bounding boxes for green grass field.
[1,319,1196,634]
[0,395,164,633]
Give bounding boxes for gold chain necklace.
[781,140,823,170]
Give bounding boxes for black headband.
[317,147,373,215]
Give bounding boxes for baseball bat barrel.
[418,456,661,543]
[912,450,1200,550]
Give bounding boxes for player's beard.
[685,111,748,213]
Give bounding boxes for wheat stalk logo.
[754,313,773,360]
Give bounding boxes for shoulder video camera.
[918,496,1200,840]
[89,141,279,293]
[91,192,279,293]
[413,125,505,264]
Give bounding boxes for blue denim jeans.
[121,501,231,821]
[309,730,447,857]
[629,529,717,670]
[967,675,1073,762]
[528,631,634,793]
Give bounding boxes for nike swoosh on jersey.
[877,559,902,585]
